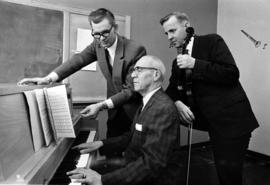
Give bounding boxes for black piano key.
[49,131,90,185]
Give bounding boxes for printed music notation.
[241,29,268,50]
[44,85,76,139]
[24,85,76,151]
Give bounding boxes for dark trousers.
[106,107,133,138]
[91,157,182,185]
[91,157,126,174]
[209,131,251,185]
[105,107,133,158]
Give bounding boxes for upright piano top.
[0,83,71,96]
[0,82,76,184]
[0,83,48,95]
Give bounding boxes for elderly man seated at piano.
[67,55,182,185]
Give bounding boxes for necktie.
[136,104,143,116]
[105,49,112,74]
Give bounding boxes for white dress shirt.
[186,36,194,55]
[142,87,161,111]
[106,35,118,66]
[103,36,118,108]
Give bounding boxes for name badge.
[177,85,183,91]
[135,123,142,131]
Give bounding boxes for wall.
[0,0,63,83]
[218,0,270,155]
[35,0,217,88]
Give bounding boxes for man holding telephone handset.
[160,11,259,185]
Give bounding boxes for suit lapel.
[191,35,199,58]
[112,35,125,91]
[139,89,162,118]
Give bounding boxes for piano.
[0,83,98,185]
[49,130,97,185]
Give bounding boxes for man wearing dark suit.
[18,8,146,140]
[67,55,182,185]
[160,12,259,185]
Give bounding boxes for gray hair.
[160,12,189,25]
[141,55,166,82]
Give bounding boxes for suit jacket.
[53,35,146,123]
[166,34,259,138]
[99,89,182,185]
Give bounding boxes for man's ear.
[113,23,119,32]
[153,70,161,81]
[184,21,191,28]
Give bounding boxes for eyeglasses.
[91,26,113,39]
[132,66,158,74]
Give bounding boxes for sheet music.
[34,89,54,146]
[23,91,45,151]
[44,85,76,138]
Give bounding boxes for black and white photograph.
[0,0,269,184]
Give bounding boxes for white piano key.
[75,130,96,168]
[69,130,96,185]
[70,179,81,185]
[76,153,89,168]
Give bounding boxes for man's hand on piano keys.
[67,168,102,185]
[72,141,103,154]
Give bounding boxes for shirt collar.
[106,35,118,58]
[142,87,161,110]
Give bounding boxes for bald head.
[136,55,166,82]
[131,55,166,96]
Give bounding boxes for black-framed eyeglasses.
[132,66,158,74]
[91,26,113,39]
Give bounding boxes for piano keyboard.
[69,130,96,185]
[76,130,96,168]
[49,130,96,185]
